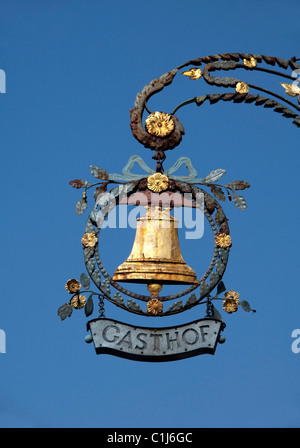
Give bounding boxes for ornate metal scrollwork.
[130,53,300,171]
[59,52,296,332]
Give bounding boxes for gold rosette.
[145,112,175,137]
[235,81,249,94]
[243,57,257,68]
[71,294,87,309]
[147,298,163,315]
[147,172,169,193]
[215,233,232,248]
[81,232,98,247]
[65,278,81,294]
[223,290,240,314]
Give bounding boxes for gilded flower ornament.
[71,294,87,309]
[181,68,202,80]
[145,112,175,137]
[81,232,98,247]
[243,57,257,68]
[225,290,240,302]
[215,233,232,248]
[280,82,300,97]
[235,81,249,94]
[65,278,81,294]
[147,172,169,193]
[223,290,240,314]
[147,298,163,315]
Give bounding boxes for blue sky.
[1,0,300,428]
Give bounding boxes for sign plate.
[87,317,222,362]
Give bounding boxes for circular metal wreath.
[82,181,231,316]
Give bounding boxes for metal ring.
[83,182,230,315]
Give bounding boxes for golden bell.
[113,206,198,293]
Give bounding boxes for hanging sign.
[87,318,222,362]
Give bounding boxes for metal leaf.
[175,180,193,193]
[80,273,90,290]
[275,57,289,69]
[75,198,88,216]
[91,269,101,284]
[219,220,230,234]
[240,300,256,313]
[210,185,226,201]
[223,93,237,101]
[211,305,222,321]
[225,181,250,190]
[112,292,125,306]
[159,70,178,83]
[185,293,197,307]
[86,257,96,273]
[84,295,94,317]
[232,191,247,211]
[69,179,90,189]
[57,303,73,321]
[274,104,286,113]
[202,169,226,184]
[204,192,216,214]
[127,299,142,312]
[216,260,225,275]
[280,82,300,97]
[90,165,109,180]
[210,271,220,288]
[200,281,210,297]
[215,207,226,226]
[84,246,95,262]
[217,281,226,296]
[209,93,224,103]
[255,96,267,106]
[195,95,207,106]
[218,248,229,264]
[282,107,298,118]
[264,99,278,108]
[100,279,110,296]
[167,301,183,312]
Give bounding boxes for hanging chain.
[205,296,213,318]
[98,294,105,318]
